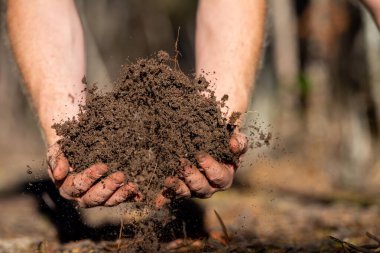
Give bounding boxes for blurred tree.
[297,0,375,188]
[271,0,301,139]
[362,4,380,141]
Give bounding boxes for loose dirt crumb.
[53,51,242,252]
[53,51,239,201]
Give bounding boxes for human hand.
[156,130,248,208]
[47,143,142,208]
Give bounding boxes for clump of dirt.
[53,51,244,251]
[53,51,239,203]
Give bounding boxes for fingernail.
[179,159,191,173]
[181,166,193,177]
[165,181,176,189]
[126,182,138,191]
[47,155,57,170]
[134,193,144,202]
[196,152,207,163]
[180,158,190,167]
[238,135,247,151]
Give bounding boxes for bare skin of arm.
[361,0,380,29]
[7,0,140,207]
[157,0,266,206]
[8,0,265,208]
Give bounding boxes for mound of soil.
[53,51,240,204]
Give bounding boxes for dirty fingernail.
[48,157,56,170]
[237,135,247,151]
[239,139,245,151]
[196,152,208,163]
[180,158,190,167]
[134,193,144,202]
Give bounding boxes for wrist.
[37,88,85,147]
[211,78,252,116]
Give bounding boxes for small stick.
[117,217,124,250]
[174,27,181,70]
[182,221,188,245]
[37,241,48,253]
[367,232,380,245]
[214,209,230,244]
[146,163,158,190]
[329,236,375,253]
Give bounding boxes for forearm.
[196,0,266,114]
[7,0,85,146]
[361,0,380,30]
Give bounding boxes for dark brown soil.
[52,51,241,251]
[53,51,239,201]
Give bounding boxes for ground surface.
[1,154,380,253]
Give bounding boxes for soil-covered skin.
[53,51,244,251]
[53,51,239,203]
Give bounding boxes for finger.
[59,163,109,197]
[51,154,70,181]
[166,238,185,250]
[196,152,234,189]
[164,177,191,198]
[180,160,216,198]
[47,143,70,181]
[104,182,139,207]
[166,239,203,251]
[79,172,125,207]
[155,176,193,209]
[155,194,171,209]
[229,131,248,155]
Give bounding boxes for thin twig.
[367,232,380,245]
[182,221,188,245]
[329,235,379,253]
[174,27,182,70]
[37,241,48,253]
[117,217,124,250]
[214,209,230,244]
[146,163,158,190]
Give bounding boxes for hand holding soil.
[156,130,248,207]
[47,143,142,207]
[51,52,247,209]
[47,130,247,208]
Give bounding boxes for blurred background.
[2,0,380,251]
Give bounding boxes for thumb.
[47,143,70,181]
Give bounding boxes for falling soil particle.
[52,51,242,251]
[53,51,239,201]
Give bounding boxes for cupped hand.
[47,143,142,208]
[156,130,248,208]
